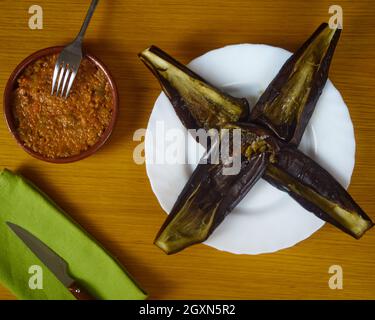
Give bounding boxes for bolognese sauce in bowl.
[3,46,119,163]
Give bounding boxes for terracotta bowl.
[3,46,119,163]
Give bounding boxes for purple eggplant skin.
[154,124,276,254]
[139,46,249,131]
[264,146,374,239]
[250,23,341,145]
[155,153,267,255]
[222,122,374,239]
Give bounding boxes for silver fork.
[51,0,99,98]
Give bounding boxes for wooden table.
[0,0,374,300]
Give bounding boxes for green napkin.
[0,169,147,300]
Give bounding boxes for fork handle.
[75,0,100,43]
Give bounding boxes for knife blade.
[6,222,95,300]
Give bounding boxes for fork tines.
[51,60,77,98]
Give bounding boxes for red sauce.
[12,54,113,159]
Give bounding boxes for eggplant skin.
[139,46,249,131]
[154,124,277,254]
[224,126,373,240]
[264,146,374,239]
[155,153,267,255]
[250,23,341,145]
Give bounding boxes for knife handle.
[68,281,96,300]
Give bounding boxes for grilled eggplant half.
[155,125,276,254]
[239,124,374,239]
[139,46,249,131]
[250,23,341,145]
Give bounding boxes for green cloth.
[0,169,147,300]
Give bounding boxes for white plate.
[145,44,355,255]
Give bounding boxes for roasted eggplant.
[239,124,374,239]
[140,23,373,254]
[155,121,373,254]
[155,154,267,254]
[250,23,341,145]
[155,125,276,254]
[266,156,373,239]
[139,46,249,131]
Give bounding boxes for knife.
[6,222,95,300]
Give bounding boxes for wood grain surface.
[0,0,374,300]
